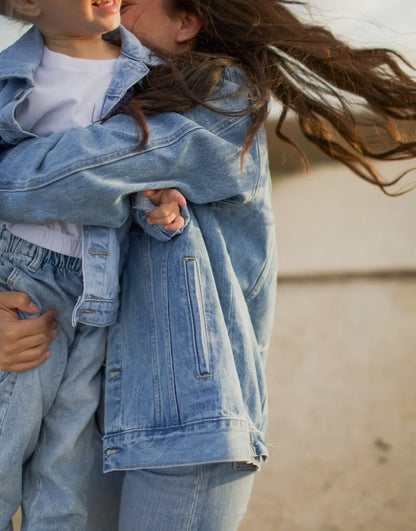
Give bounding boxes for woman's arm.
[0,292,58,372]
[0,107,259,228]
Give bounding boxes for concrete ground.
[240,162,416,531]
[13,161,416,530]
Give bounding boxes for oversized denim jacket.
[0,26,188,327]
[0,27,278,468]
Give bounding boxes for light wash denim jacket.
[0,27,277,468]
[0,25,188,327]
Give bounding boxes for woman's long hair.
[123,0,416,192]
[0,0,31,21]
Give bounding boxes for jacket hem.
[102,418,268,472]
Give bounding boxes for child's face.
[120,0,183,52]
[35,0,121,39]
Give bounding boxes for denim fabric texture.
[0,28,278,470]
[0,26,189,328]
[0,227,106,530]
[119,463,256,531]
[87,429,257,531]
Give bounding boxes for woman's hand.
[143,189,187,231]
[0,292,58,372]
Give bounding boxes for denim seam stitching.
[0,124,203,191]
[182,257,212,378]
[245,235,277,302]
[187,465,203,531]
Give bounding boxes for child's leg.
[0,227,104,530]
[0,366,43,531]
[0,232,78,529]
[21,324,106,531]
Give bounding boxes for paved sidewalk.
[274,162,416,276]
[241,161,416,531]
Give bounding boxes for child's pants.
[0,227,106,531]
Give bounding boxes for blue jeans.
[87,429,256,530]
[0,228,106,531]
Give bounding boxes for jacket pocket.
[183,257,212,378]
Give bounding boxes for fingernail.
[29,302,39,312]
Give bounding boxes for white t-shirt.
[7,47,118,258]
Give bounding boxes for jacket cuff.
[131,193,190,242]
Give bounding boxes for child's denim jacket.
[0,27,277,467]
[0,25,188,327]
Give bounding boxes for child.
[0,0,187,528]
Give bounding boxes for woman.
[2,0,416,529]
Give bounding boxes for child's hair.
[0,0,28,22]
[121,0,416,193]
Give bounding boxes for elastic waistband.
[0,225,82,273]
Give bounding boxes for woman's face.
[120,0,185,52]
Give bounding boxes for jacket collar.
[0,24,162,83]
[101,26,164,116]
[0,26,43,82]
[105,25,163,68]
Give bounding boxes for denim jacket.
[0,25,188,327]
[0,28,277,468]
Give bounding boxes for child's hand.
[0,292,58,372]
[142,189,187,232]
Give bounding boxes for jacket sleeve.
[0,108,260,228]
